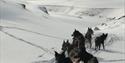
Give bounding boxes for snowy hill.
[0,0,125,63]
[46,7,124,18]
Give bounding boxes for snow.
[26,0,124,8]
[0,0,125,63]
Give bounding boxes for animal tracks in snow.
[0,26,54,55]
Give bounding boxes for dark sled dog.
[54,51,72,63]
[72,29,85,48]
[61,40,73,54]
[85,27,94,48]
[95,33,108,50]
[61,40,70,52]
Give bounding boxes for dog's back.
[88,57,99,63]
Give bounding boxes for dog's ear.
[88,27,91,29]
[63,40,65,44]
[102,33,105,35]
[88,27,89,29]
[62,51,65,56]
[105,33,108,36]
[75,29,77,31]
[55,51,59,57]
[106,33,108,35]
[66,40,69,43]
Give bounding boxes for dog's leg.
[95,44,99,51]
[102,42,105,50]
[95,46,97,50]
[95,46,96,50]
[99,44,101,50]
[97,45,99,50]
[89,39,92,48]
[95,42,97,50]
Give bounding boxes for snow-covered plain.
[0,0,125,63]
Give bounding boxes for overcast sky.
[4,0,125,8]
[72,0,125,8]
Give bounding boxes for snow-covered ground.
[0,0,125,63]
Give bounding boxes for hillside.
[0,0,125,63]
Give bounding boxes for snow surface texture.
[0,0,125,63]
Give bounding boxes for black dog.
[61,40,77,56]
[95,33,108,50]
[80,48,98,63]
[54,51,72,63]
[61,40,70,51]
[61,40,73,56]
[85,27,94,48]
[72,29,85,49]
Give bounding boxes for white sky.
[31,0,124,8]
[4,0,125,8]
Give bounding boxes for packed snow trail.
[1,30,54,55]
[0,25,66,40]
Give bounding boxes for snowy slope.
[0,0,125,63]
